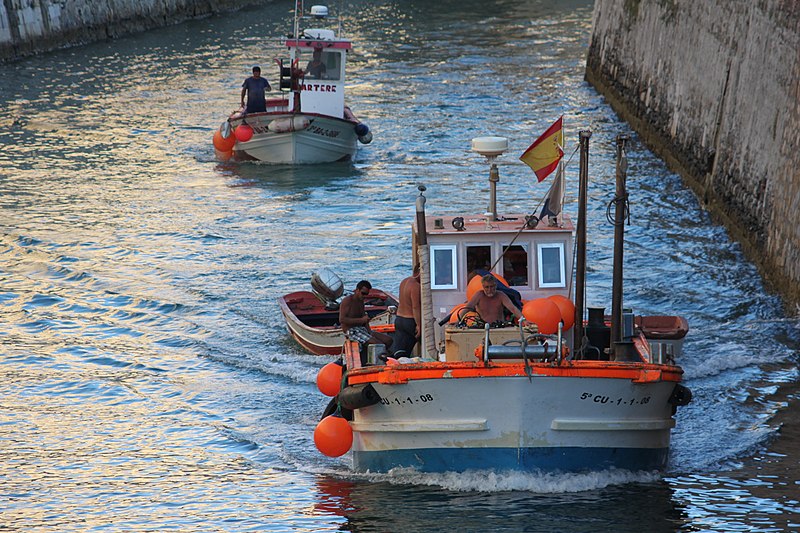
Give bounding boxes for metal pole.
[610,135,629,353]
[416,186,436,358]
[488,162,499,221]
[573,130,591,356]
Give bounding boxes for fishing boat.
[312,131,692,474]
[213,2,372,164]
[279,268,397,355]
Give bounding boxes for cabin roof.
[418,213,574,236]
[285,39,352,50]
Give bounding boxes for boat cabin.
[284,30,351,118]
[414,212,575,359]
[419,213,574,312]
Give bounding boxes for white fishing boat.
[313,131,692,474]
[213,2,372,164]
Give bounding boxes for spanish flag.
[519,116,564,182]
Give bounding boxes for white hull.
[231,113,358,164]
[348,365,679,473]
[279,306,394,355]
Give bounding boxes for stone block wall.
[0,0,264,63]
[586,0,800,311]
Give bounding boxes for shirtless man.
[393,264,421,357]
[339,280,393,353]
[464,274,525,326]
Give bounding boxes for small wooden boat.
[279,269,398,355]
[312,132,693,474]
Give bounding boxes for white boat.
[313,132,692,474]
[213,3,372,164]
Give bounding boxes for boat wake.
[355,467,662,493]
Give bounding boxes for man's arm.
[500,293,523,320]
[411,281,421,336]
[240,87,247,107]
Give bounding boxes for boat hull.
[278,290,397,355]
[347,363,679,473]
[231,113,358,164]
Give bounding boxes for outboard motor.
[310,268,344,309]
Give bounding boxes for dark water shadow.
[313,474,687,533]
[215,160,366,192]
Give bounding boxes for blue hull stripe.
[353,446,669,473]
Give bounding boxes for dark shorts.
[393,316,417,357]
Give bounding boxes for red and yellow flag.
[519,116,564,182]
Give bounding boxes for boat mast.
[294,0,302,39]
[573,130,591,356]
[416,185,436,358]
[610,134,629,354]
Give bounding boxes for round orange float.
[316,362,343,397]
[448,303,468,323]
[522,298,562,335]
[214,149,233,162]
[547,294,576,331]
[314,414,353,457]
[235,124,254,142]
[466,273,508,301]
[213,129,235,151]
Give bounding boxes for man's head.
[412,263,420,279]
[252,66,261,77]
[481,274,498,296]
[355,280,372,299]
[313,48,322,59]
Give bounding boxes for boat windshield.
[300,49,342,81]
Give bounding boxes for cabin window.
[502,244,529,286]
[320,50,341,80]
[430,245,457,289]
[537,242,566,288]
[466,244,492,285]
[298,49,342,81]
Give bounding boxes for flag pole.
[573,130,591,358]
[610,134,630,355]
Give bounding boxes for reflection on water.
[1,0,799,531]
[216,160,365,191]
[315,474,686,533]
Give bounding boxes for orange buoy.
[235,124,254,142]
[214,149,233,162]
[466,273,508,301]
[316,362,343,397]
[213,129,235,151]
[547,294,576,331]
[448,303,468,323]
[314,414,353,457]
[522,298,561,335]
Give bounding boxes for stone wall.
[0,0,264,63]
[586,0,800,312]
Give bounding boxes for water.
[1,0,799,531]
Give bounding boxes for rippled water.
[1,0,799,531]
